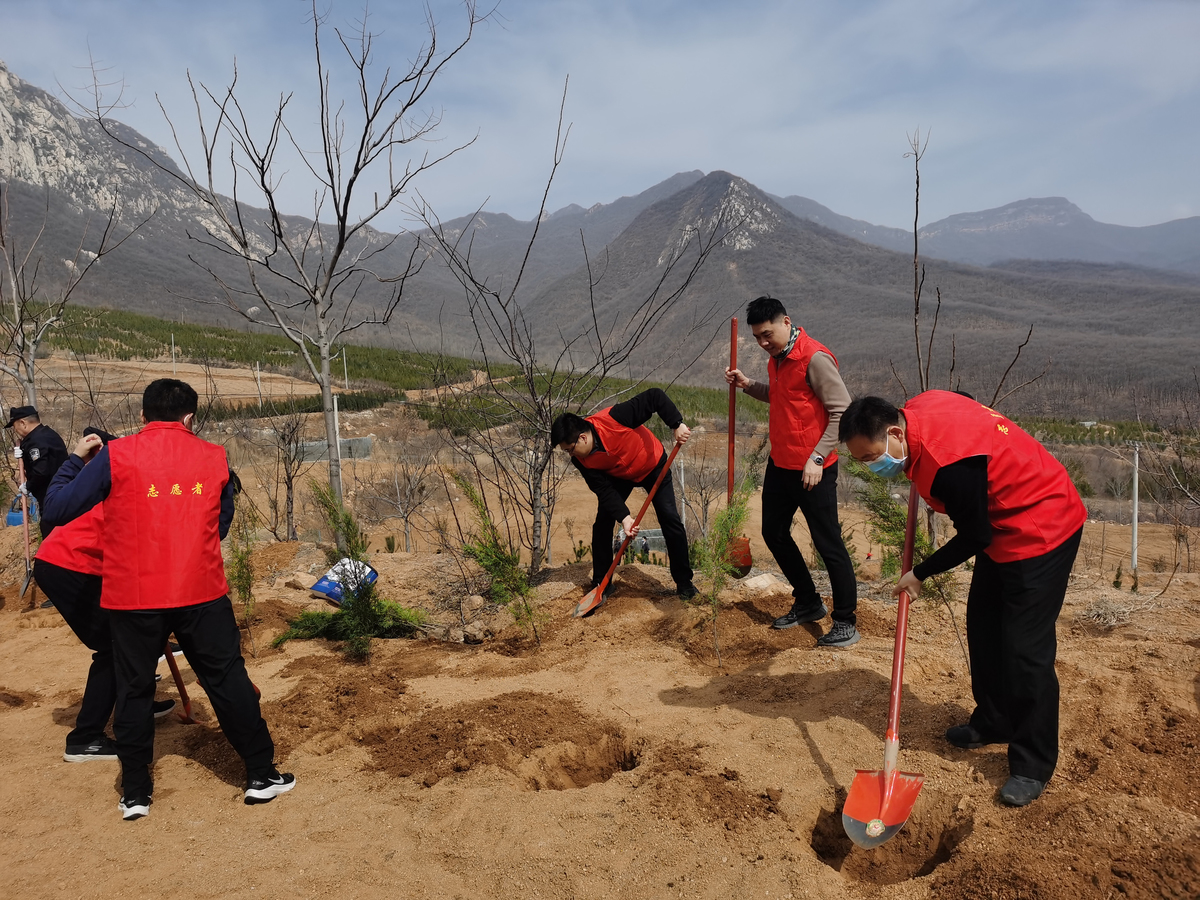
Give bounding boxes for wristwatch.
[810,453,825,466]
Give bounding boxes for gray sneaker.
[772,601,828,629]
[816,620,860,648]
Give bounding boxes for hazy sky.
[2,0,1198,232]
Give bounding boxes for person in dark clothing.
[724,296,859,648]
[35,427,176,761]
[840,392,1086,807]
[6,405,69,534]
[552,389,696,604]
[43,379,294,820]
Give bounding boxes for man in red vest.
[724,296,859,647]
[34,427,176,762]
[43,379,294,820]
[840,392,1086,807]
[552,389,695,605]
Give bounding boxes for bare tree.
[358,413,441,551]
[238,396,319,541]
[419,85,735,574]
[677,434,726,538]
[0,184,145,406]
[74,1,491,529]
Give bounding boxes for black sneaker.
[945,724,1005,749]
[157,642,183,663]
[153,699,177,720]
[245,771,296,804]
[40,598,55,609]
[999,775,1045,807]
[816,620,861,648]
[64,735,118,762]
[155,673,162,683]
[772,601,827,629]
[677,583,698,601]
[119,795,152,820]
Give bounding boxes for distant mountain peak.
[922,196,1094,237]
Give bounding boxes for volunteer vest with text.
[903,391,1087,563]
[767,329,839,470]
[581,409,663,483]
[35,505,104,576]
[101,421,229,610]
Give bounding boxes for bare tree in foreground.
[420,85,736,575]
[0,184,145,407]
[75,1,490,529]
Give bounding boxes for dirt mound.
[364,690,638,790]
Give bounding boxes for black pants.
[109,596,275,798]
[591,456,693,591]
[761,458,857,625]
[33,560,114,747]
[965,527,1082,783]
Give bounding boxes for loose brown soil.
[0,359,1197,899]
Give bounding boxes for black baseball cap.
[5,406,37,428]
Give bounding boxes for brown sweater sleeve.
[805,352,850,459]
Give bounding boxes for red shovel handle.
[728,317,737,502]
[163,642,196,724]
[593,440,685,598]
[885,485,921,746]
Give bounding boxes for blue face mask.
[866,434,907,478]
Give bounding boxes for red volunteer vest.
[767,329,839,470]
[903,391,1087,563]
[580,409,664,483]
[35,505,104,576]
[101,421,230,610]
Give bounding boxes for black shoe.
[119,795,152,820]
[155,673,162,683]
[245,771,296,804]
[40,598,55,609]
[999,775,1045,807]
[772,601,827,629]
[945,724,1003,749]
[157,642,183,663]
[677,583,698,601]
[816,620,861,648]
[152,699,176,720]
[64,735,118,762]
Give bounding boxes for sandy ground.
[0,496,1197,900]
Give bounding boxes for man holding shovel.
[43,378,294,819]
[552,388,696,606]
[840,392,1086,807]
[724,296,859,648]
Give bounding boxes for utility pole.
[1131,443,1139,580]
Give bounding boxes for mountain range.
[2,58,1198,419]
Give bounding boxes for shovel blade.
[20,568,33,598]
[573,586,608,618]
[842,768,926,849]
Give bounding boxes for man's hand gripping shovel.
[573,440,685,618]
[841,484,925,848]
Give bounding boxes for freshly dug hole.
[811,789,974,884]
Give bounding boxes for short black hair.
[142,378,199,423]
[839,396,901,444]
[550,412,593,447]
[746,295,787,326]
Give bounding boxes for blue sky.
[2,0,1198,231]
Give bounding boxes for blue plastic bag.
[311,558,378,606]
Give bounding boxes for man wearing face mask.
[43,379,294,820]
[840,391,1086,807]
